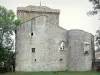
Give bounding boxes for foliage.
[95,29,100,47]
[95,47,100,52]
[0,6,21,48]
[0,6,21,31]
[88,0,100,15]
[0,6,21,72]
[89,0,100,9]
[88,0,100,52]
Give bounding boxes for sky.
[0,0,100,35]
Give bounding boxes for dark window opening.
[60,47,64,51]
[60,59,63,61]
[84,51,89,55]
[63,46,64,50]
[35,59,36,61]
[31,32,33,36]
[32,48,35,53]
[85,44,89,47]
[60,47,62,50]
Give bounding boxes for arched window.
[59,41,65,51]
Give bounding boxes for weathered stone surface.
[67,30,94,71]
[15,6,95,72]
[95,52,100,59]
[15,16,94,72]
[17,6,59,25]
[15,16,68,71]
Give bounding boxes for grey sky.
[0,0,100,35]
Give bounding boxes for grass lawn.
[1,71,100,75]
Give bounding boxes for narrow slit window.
[59,41,65,51]
[35,59,36,61]
[32,48,35,53]
[31,32,33,36]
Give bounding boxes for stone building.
[17,5,59,25]
[15,5,95,72]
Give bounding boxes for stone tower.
[17,5,60,25]
[67,30,94,71]
[15,5,95,72]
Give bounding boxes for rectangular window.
[32,48,35,53]
[84,42,89,55]
[60,59,63,61]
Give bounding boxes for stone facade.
[15,15,68,71]
[17,5,60,25]
[15,6,95,72]
[67,30,94,71]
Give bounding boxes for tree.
[0,43,15,72]
[0,6,21,46]
[0,6,21,72]
[89,0,100,52]
[88,0,100,15]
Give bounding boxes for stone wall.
[15,20,33,71]
[67,30,94,71]
[17,6,60,25]
[15,15,94,72]
[15,15,68,72]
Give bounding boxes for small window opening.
[85,44,89,47]
[60,41,65,51]
[60,59,63,61]
[84,51,89,55]
[35,59,36,61]
[32,48,35,53]
[60,47,62,50]
[31,32,33,36]
[63,46,64,50]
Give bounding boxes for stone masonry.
[17,5,60,25]
[15,6,95,72]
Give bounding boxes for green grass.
[0,71,100,75]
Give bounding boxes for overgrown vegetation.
[89,0,100,52]
[0,6,21,73]
[88,0,100,15]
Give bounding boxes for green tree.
[0,6,21,72]
[0,6,21,46]
[0,43,15,72]
[89,0,100,52]
[88,0,100,15]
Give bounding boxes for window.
[85,44,89,47]
[59,41,65,51]
[84,42,89,55]
[31,32,33,36]
[60,59,63,61]
[84,51,89,55]
[32,48,35,53]
[35,59,36,61]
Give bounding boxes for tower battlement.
[17,5,60,25]
[17,5,60,13]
